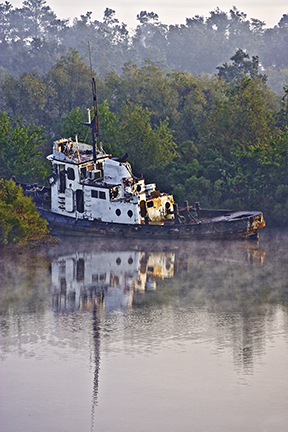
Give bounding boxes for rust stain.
[146,194,174,223]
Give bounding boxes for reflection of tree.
[172,240,287,376]
[212,309,273,376]
[0,250,50,316]
[237,314,258,375]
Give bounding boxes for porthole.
[165,202,171,209]
[127,210,133,218]
[116,208,121,216]
[116,257,121,265]
[128,257,133,264]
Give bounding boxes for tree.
[118,103,176,174]
[261,14,288,70]
[103,61,178,127]
[0,178,50,245]
[223,131,288,223]
[8,0,67,43]
[97,100,119,154]
[217,49,267,84]
[203,76,274,153]
[0,111,48,182]
[0,1,14,71]
[62,9,131,77]
[61,101,119,155]
[0,0,67,75]
[103,7,119,25]
[60,107,88,142]
[132,11,167,66]
[0,1,12,41]
[275,85,288,131]
[1,71,51,127]
[169,71,208,144]
[47,49,92,116]
[206,7,229,33]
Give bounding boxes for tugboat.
[18,76,265,240]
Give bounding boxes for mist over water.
[0,230,287,432]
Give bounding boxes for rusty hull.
[39,208,265,240]
[197,211,266,239]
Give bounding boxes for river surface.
[0,229,287,432]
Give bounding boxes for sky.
[11,0,287,30]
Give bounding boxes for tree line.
[0,1,288,94]
[0,49,287,229]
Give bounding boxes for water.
[0,230,287,432]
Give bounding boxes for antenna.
[82,42,100,163]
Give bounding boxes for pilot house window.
[91,190,106,200]
[67,167,75,180]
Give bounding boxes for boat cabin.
[47,138,174,225]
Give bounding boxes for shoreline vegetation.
[0,2,287,245]
[0,179,53,246]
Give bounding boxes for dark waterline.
[0,229,287,432]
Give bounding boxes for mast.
[91,76,100,163]
[82,42,100,163]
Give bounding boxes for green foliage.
[47,49,92,116]
[118,103,177,174]
[61,107,88,142]
[102,61,179,126]
[61,101,119,155]
[0,111,48,182]
[217,49,267,84]
[169,71,208,143]
[97,100,119,155]
[227,132,288,223]
[1,71,52,127]
[266,68,288,95]
[202,77,274,152]
[0,178,50,245]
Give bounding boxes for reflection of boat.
[50,248,176,426]
[51,250,175,311]
[17,74,265,240]
[246,244,266,265]
[50,240,265,312]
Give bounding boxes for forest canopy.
[0,1,287,93]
